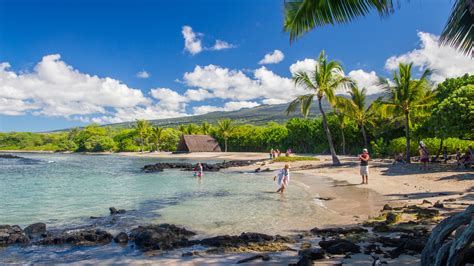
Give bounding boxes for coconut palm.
[134,120,150,152]
[150,126,164,152]
[336,86,377,148]
[378,63,434,163]
[333,110,349,155]
[284,0,473,54]
[217,119,235,152]
[201,122,211,135]
[287,51,353,165]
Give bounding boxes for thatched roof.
[176,135,222,152]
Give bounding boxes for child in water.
[194,162,203,177]
[273,164,290,193]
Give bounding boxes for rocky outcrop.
[0,225,29,246]
[310,227,367,236]
[109,207,126,215]
[0,154,23,159]
[141,160,263,173]
[114,232,128,244]
[38,229,113,246]
[319,239,361,254]
[129,224,196,251]
[24,223,47,238]
[199,232,287,248]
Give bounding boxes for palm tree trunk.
[361,124,368,148]
[319,98,341,165]
[405,112,411,163]
[435,138,444,160]
[341,127,346,155]
[224,138,228,152]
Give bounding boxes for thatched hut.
[176,135,222,152]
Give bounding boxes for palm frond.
[286,94,314,118]
[440,0,474,55]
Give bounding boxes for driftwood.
[421,205,474,266]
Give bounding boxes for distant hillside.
[109,93,383,128]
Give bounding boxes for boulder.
[38,229,113,246]
[0,225,29,246]
[109,207,126,215]
[24,223,46,238]
[129,224,196,251]
[382,204,393,211]
[319,239,360,254]
[385,212,401,224]
[299,247,326,260]
[114,232,128,244]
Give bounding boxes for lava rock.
[0,225,29,246]
[434,201,445,208]
[114,232,128,244]
[319,239,360,254]
[382,204,393,211]
[24,223,47,238]
[310,227,367,236]
[142,160,264,173]
[0,154,23,159]
[38,229,113,246]
[129,224,196,251]
[109,207,126,215]
[299,247,326,260]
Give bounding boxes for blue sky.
[0,0,472,132]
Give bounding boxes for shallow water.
[0,153,346,263]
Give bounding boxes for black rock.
[0,154,23,159]
[310,227,367,236]
[38,229,113,246]
[141,160,264,173]
[24,223,46,238]
[237,254,270,264]
[299,247,326,260]
[319,239,360,254]
[433,201,445,208]
[114,232,128,244]
[109,207,126,215]
[382,204,393,211]
[0,225,29,246]
[129,224,196,251]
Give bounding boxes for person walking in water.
[274,164,290,193]
[359,149,370,184]
[194,162,204,177]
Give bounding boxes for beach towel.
[276,169,290,187]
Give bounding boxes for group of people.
[269,148,292,159]
[419,142,472,170]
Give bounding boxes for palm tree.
[334,110,349,155]
[217,119,235,152]
[336,86,377,148]
[150,126,164,152]
[201,122,211,135]
[177,124,186,134]
[287,51,353,165]
[284,0,473,55]
[378,63,434,163]
[134,120,150,152]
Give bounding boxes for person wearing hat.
[274,163,290,193]
[359,149,370,184]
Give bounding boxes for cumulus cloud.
[193,101,259,115]
[210,40,235,51]
[136,70,150,78]
[182,26,235,55]
[182,26,203,55]
[348,69,382,94]
[385,32,474,83]
[184,89,213,101]
[258,50,285,65]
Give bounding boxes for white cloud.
[182,26,203,55]
[0,54,148,118]
[184,88,213,101]
[259,50,285,65]
[136,70,150,78]
[289,58,316,75]
[150,87,188,111]
[385,32,474,83]
[193,101,259,115]
[348,69,382,94]
[210,40,235,51]
[182,26,235,55]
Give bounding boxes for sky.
[0,0,473,132]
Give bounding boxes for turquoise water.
[0,153,325,236]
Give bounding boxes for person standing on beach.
[359,149,370,184]
[418,141,429,170]
[274,164,290,193]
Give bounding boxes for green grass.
[272,156,319,162]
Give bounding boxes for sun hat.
[363,148,368,153]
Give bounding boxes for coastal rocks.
[141,160,263,173]
[114,232,128,244]
[236,254,270,264]
[319,239,361,254]
[299,247,326,260]
[0,225,29,246]
[23,223,47,238]
[38,229,113,246]
[385,212,402,224]
[310,227,367,236]
[0,154,23,159]
[199,232,282,248]
[129,224,196,251]
[376,235,426,258]
[109,207,126,215]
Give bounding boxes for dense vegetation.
[1,74,472,159]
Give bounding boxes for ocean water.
[0,153,331,263]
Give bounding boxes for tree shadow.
[375,162,474,177]
[437,173,474,181]
[385,191,460,200]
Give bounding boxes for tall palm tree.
[134,120,150,152]
[333,110,349,155]
[336,86,377,148]
[287,51,353,165]
[201,122,211,135]
[284,0,473,55]
[150,126,164,152]
[217,119,235,152]
[378,63,434,163]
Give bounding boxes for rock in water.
[0,225,29,246]
[109,207,126,215]
[24,223,46,238]
[114,232,128,244]
[38,229,113,246]
[129,224,196,251]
